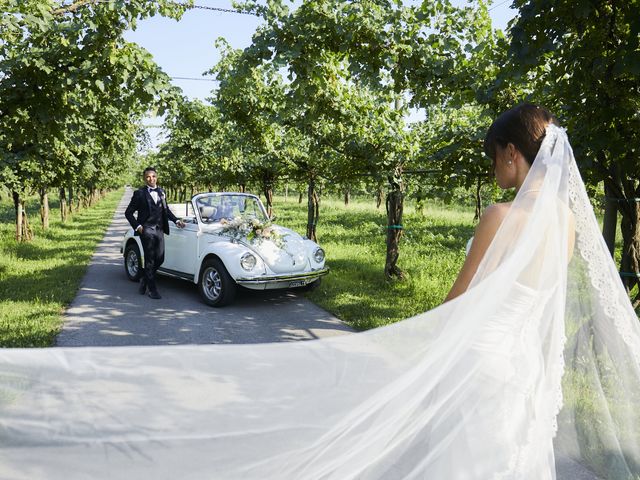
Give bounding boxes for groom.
[125,167,185,299]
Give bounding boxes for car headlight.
[313,247,325,263]
[240,252,257,271]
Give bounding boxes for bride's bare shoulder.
[480,202,512,226]
[471,202,512,251]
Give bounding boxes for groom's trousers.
[140,225,164,292]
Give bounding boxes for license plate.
[289,280,307,288]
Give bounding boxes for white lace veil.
[1,126,639,479]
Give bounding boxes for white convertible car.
[121,192,329,306]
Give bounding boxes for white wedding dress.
[1,126,639,479]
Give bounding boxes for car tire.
[198,258,237,307]
[124,242,143,281]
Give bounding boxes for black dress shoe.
[138,280,147,295]
[148,290,162,300]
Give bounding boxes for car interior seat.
[199,206,216,222]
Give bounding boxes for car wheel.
[198,258,237,307]
[124,242,143,281]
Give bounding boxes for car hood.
[207,224,308,274]
[249,226,307,273]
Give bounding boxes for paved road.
[56,188,353,347]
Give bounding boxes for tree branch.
[52,0,108,15]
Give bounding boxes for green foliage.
[506,0,640,301]
[508,0,640,185]
[212,39,294,195]
[219,0,421,184]
[157,98,243,192]
[0,0,190,232]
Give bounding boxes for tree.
[157,98,245,199]
[508,0,640,307]
[228,0,419,275]
[213,40,293,217]
[0,0,188,239]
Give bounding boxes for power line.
[488,0,512,12]
[170,76,220,82]
[183,3,260,17]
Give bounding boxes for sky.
[124,0,516,144]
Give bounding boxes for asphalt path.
[56,188,353,347]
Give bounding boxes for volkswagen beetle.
[121,192,329,306]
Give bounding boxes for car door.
[162,203,199,277]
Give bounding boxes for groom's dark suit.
[125,186,180,295]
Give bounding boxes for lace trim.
[568,160,640,367]
[492,293,567,479]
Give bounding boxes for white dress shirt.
[148,187,159,204]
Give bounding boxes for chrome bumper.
[235,267,329,288]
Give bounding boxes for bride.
[1,105,639,480]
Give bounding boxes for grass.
[271,195,475,330]
[0,190,123,347]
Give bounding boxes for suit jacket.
[125,187,179,235]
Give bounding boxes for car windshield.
[195,194,269,224]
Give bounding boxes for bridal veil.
[0,125,638,479]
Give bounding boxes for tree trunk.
[13,191,32,241]
[376,187,383,209]
[239,184,246,193]
[306,177,319,242]
[298,191,304,204]
[344,188,350,206]
[384,167,404,279]
[474,176,483,223]
[619,198,640,308]
[284,184,289,202]
[59,187,68,222]
[263,182,274,219]
[21,199,33,241]
[13,191,22,242]
[89,188,98,206]
[39,188,50,230]
[602,184,618,257]
[67,184,74,213]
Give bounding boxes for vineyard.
[0,0,639,307]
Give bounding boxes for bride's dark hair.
[484,104,559,165]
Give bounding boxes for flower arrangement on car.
[219,216,286,248]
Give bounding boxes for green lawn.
[0,190,123,347]
[272,195,474,330]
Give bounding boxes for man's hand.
[176,219,186,229]
[136,225,143,234]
